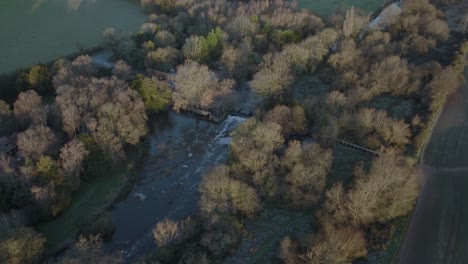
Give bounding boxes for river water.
[105,112,246,262]
[0,0,145,74]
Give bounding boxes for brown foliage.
[350,108,412,148]
[173,61,235,113]
[199,165,261,220]
[153,218,180,247]
[112,60,133,81]
[278,237,299,264]
[263,105,306,137]
[13,90,48,127]
[281,28,338,74]
[0,227,46,264]
[59,139,88,191]
[323,149,420,225]
[343,7,355,38]
[250,53,293,98]
[55,76,147,159]
[427,67,461,112]
[230,118,283,185]
[389,0,449,54]
[58,235,122,264]
[328,39,363,87]
[300,221,367,263]
[348,56,414,104]
[281,141,333,208]
[199,221,241,258]
[17,125,58,161]
[221,43,251,81]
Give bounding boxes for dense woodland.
[0,0,467,263]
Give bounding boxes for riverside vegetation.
[0,0,467,263]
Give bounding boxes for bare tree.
[59,139,88,191]
[221,44,251,81]
[58,235,122,264]
[348,55,414,103]
[226,16,258,41]
[323,149,420,225]
[17,126,57,161]
[0,227,46,264]
[145,47,181,71]
[173,61,235,113]
[458,13,468,33]
[13,90,47,127]
[112,60,133,81]
[250,53,293,99]
[350,108,412,148]
[55,77,147,159]
[278,237,299,264]
[182,36,204,62]
[427,67,461,112]
[343,7,355,38]
[199,165,261,220]
[153,218,180,247]
[230,118,284,174]
[389,0,449,54]
[300,220,367,263]
[263,105,306,137]
[71,55,97,77]
[154,30,177,47]
[281,141,333,208]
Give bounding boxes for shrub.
[0,227,46,264]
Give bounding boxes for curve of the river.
[104,112,246,262]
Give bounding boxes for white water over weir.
[214,115,247,145]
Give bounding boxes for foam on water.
[214,115,247,145]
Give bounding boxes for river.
[0,0,145,74]
[105,112,246,262]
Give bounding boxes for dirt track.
[397,74,468,263]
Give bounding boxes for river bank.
[36,111,247,262]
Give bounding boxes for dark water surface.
[106,112,246,262]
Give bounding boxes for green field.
[35,167,127,252]
[296,0,387,17]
